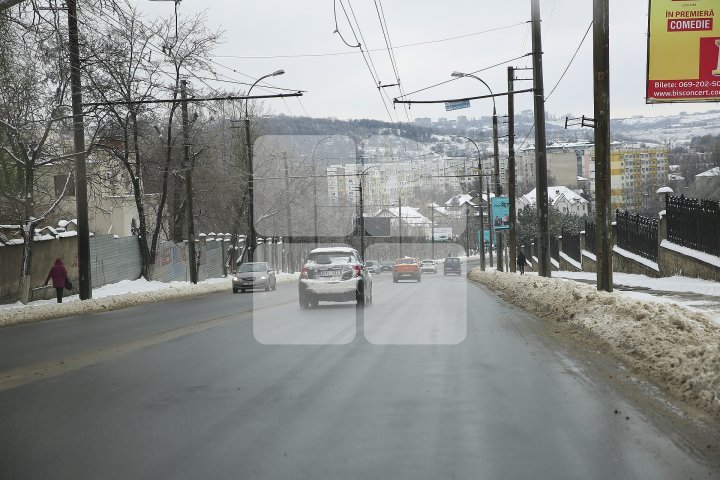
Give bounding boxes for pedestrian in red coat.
[44,258,68,303]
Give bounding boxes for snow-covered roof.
[520,186,589,207]
[384,207,431,226]
[445,193,478,208]
[696,166,720,178]
[309,246,358,254]
[668,174,685,181]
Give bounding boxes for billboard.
[432,227,452,242]
[647,1,720,103]
[491,197,510,231]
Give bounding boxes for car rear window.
[446,258,460,264]
[307,252,356,264]
[396,258,417,264]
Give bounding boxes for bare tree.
[0,2,80,302]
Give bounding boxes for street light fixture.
[452,71,502,268]
[245,69,285,262]
[310,136,333,248]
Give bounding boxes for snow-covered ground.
[469,269,720,422]
[551,271,720,318]
[0,273,300,328]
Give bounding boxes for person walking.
[517,251,526,275]
[44,258,68,303]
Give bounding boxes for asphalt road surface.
[1,269,718,480]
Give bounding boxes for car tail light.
[353,265,362,277]
[300,267,309,279]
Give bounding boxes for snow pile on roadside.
[0,273,300,328]
[469,269,720,421]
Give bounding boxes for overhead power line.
[545,21,592,101]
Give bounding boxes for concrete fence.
[524,213,720,282]
[0,234,230,305]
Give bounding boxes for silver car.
[420,259,437,273]
[232,262,277,293]
[298,247,372,309]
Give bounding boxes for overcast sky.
[134,0,720,124]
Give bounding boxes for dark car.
[380,260,394,272]
[232,262,277,293]
[443,257,462,275]
[298,247,372,309]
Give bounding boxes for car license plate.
[243,282,253,286]
[319,270,337,277]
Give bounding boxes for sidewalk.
[550,271,720,319]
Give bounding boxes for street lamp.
[456,136,487,271]
[452,71,503,271]
[245,69,285,262]
[310,136,333,248]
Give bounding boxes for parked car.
[420,259,437,274]
[443,257,462,275]
[298,247,372,309]
[380,260,394,272]
[365,260,380,274]
[233,262,277,293]
[393,257,421,283]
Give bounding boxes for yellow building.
[610,145,668,212]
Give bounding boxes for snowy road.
[0,271,718,479]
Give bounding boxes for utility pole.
[508,66,517,273]
[431,206,435,259]
[465,206,469,257]
[181,80,198,284]
[531,0,551,277]
[244,117,255,262]
[487,180,493,268]
[358,183,365,261]
[478,177,485,271]
[283,154,294,273]
[67,0,91,300]
[398,196,403,257]
[594,0,613,292]
[493,106,503,272]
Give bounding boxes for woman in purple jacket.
[44,258,68,303]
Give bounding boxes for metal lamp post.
[245,69,285,262]
[452,71,503,271]
[310,136,333,248]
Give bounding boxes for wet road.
[0,269,718,479]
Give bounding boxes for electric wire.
[212,22,527,60]
[545,21,592,101]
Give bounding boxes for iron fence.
[561,228,581,262]
[584,220,596,255]
[666,194,720,257]
[616,210,658,262]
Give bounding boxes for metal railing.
[616,210,658,262]
[666,194,720,257]
[561,228,581,262]
[584,220,596,255]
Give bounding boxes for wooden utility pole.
[181,80,198,284]
[531,0,551,277]
[508,66,517,273]
[594,0,613,292]
[284,154,294,272]
[67,0,91,299]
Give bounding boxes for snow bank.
[469,269,720,422]
[0,273,300,328]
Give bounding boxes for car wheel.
[310,296,319,308]
[299,294,310,310]
[232,287,238,293]
[393,276,398,283]
[271,280,276,291]
[417,275,421,283]
[240,288,246,293]
[368,287,373,305]
[265,283,270,292]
